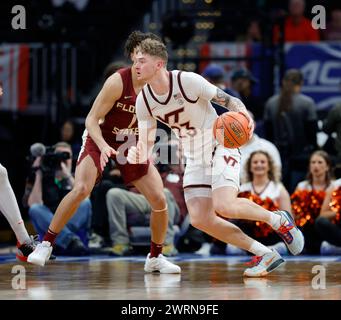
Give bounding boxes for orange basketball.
[213,112,250,148]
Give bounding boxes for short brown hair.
[138,38,168,63]
[124,31,162,57]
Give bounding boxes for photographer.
[25,142,92,256]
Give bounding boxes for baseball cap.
[231,68,258,84]
[202,63,225,80]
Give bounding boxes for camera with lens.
[41,146,71,174]
[29,142,71,177]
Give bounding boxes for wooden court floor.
[0,255,341,300]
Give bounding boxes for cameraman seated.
[25,142,92,256]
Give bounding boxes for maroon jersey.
[77,67,149,184]
[100,67,138,145]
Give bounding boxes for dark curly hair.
[124,30,162,57]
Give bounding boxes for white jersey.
[136,70,241,201]
[240,181,282,202]
[136,70,218,165]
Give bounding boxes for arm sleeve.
[135,93,157,129]
[180,72,217,101]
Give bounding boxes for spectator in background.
[315,178,341,254]
[322,8,341,41]
[240,111,282,181]
[293,150,334,254]
[246,20,263,42]
[264,69,318,192]
[238,19,263,43]
[25,142,91,256]
[60,119,81,161]
[273,0,320,43]
[323,101,341,163]
[106,186,180,257]
[231,69,264,121]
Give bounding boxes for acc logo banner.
[285,42,341,111]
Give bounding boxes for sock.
[43,228,58,246]
[150,241,163,258]
[268,212,282,230]
[0,170,30,245]
[248,240,272,256]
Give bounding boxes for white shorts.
[183,145,241,202]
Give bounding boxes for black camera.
[41,147,71,173]
[29,143,71,176]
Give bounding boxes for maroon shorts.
[77,135,149,185]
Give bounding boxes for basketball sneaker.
[243,249,285,277]
[144,253,181,274]
[274,210,304,255]
[27,241,53,266]
[16,235,40,262]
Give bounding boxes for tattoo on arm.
[212,88,247,113]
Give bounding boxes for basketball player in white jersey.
[0,85,39,261]
[127,39,304,277]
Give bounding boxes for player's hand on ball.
[100,145,118,171]
[127,141,146,164]
[240,111,254,139]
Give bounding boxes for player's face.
[250,153,269,177]
[0,86,3,96]
[310,155,329,178]
[135,51,162,81]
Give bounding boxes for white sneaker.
[27,241,53,266]
[243,249,285,277]
[274,210,305,255]
[144,253,181,274]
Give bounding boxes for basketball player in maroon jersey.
[28,32,181,273]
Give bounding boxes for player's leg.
[132,165,180,273]
[0,164,30,244]
[133,165,167,246]
[186,192,284,277]
[28,155,98,266]
[212,146,304,256]
[0,164,39,261]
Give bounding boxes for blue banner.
[285,42,341,112]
